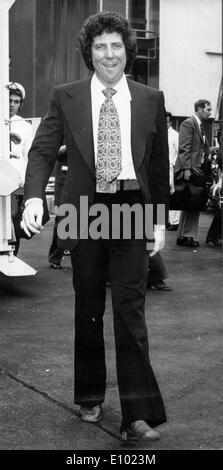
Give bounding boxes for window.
[129,0,146,31]
[100,0,126,16]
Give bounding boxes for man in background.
[8,82,33,254]
[8,81,33,186]
[166,111,180,231]
[175,99,212,247]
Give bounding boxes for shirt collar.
[91,73,131,100]
[193,114,202,127]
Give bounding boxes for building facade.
[160,0,222,138]
[9,0,222,141]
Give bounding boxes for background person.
[8,82,33,185]
[22,12,169,443]
[175,99,212,247]
[7,82,33,254]
[147,251,171,291]
[166,111,180,231]
[206,143,222,246]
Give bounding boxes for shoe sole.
[121,430,160,442]
[177,243,199,248]
[80,413,103,423]
[151,286,171,291]
[206,239,219,245]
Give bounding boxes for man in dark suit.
[175,99,212,247]
[22,12,169,442]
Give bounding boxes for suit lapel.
[63,78,95,175]
[192,116,204,142]
[63,78,157,177]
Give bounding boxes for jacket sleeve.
[54,161,67,206]
[149,91,170,222]
[177,120,194,169]
[24,87,64,202]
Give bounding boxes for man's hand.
[52,205,59,216]
[170,183,175,195]
[169,170,175,195]
[21,200,43,237]
[58,145,66,156]
[10,132,21,145]
[184,169,191,181]
[149,225,166,257]
[211,176,222,197]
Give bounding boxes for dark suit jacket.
[54,153,67,207]
[175,115,209,171]
[24,77,169,249]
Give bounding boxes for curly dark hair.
[79,12,137,73]
[194,99,211,111]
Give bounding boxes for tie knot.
[102,88,117,99]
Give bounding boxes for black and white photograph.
[0,0,222,462]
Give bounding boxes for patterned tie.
[96,88,122,193]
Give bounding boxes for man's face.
[198,103,212,121]
[9,93,22,117]
[91,32,127,87]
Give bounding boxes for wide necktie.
[200,124,206,143]
[96,88,122,193]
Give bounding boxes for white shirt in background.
[168,126,179,167]
[168,125,179,190]
[9,115,33,185]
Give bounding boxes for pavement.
[0,210,222,451]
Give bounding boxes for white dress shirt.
[168,126,181,223]
[9,115,33,185]
[168,126,179,189]
[91,73,137,180]
[168,126,179,167]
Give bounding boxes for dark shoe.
[79,405,102,423]
[167,224,178,231]
[49,262,62,269]
[177,236,199,247]
[63,250,70,256]
[151,281,171,291]
[121,420,160,442]
[206,236,220,246]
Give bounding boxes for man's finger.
[35,213,43,227]
[21,218,41,235]
[20,220,32,237]
[150,249,158,257]
[27,221,41,234]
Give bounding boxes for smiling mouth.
[103,63,118,68]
